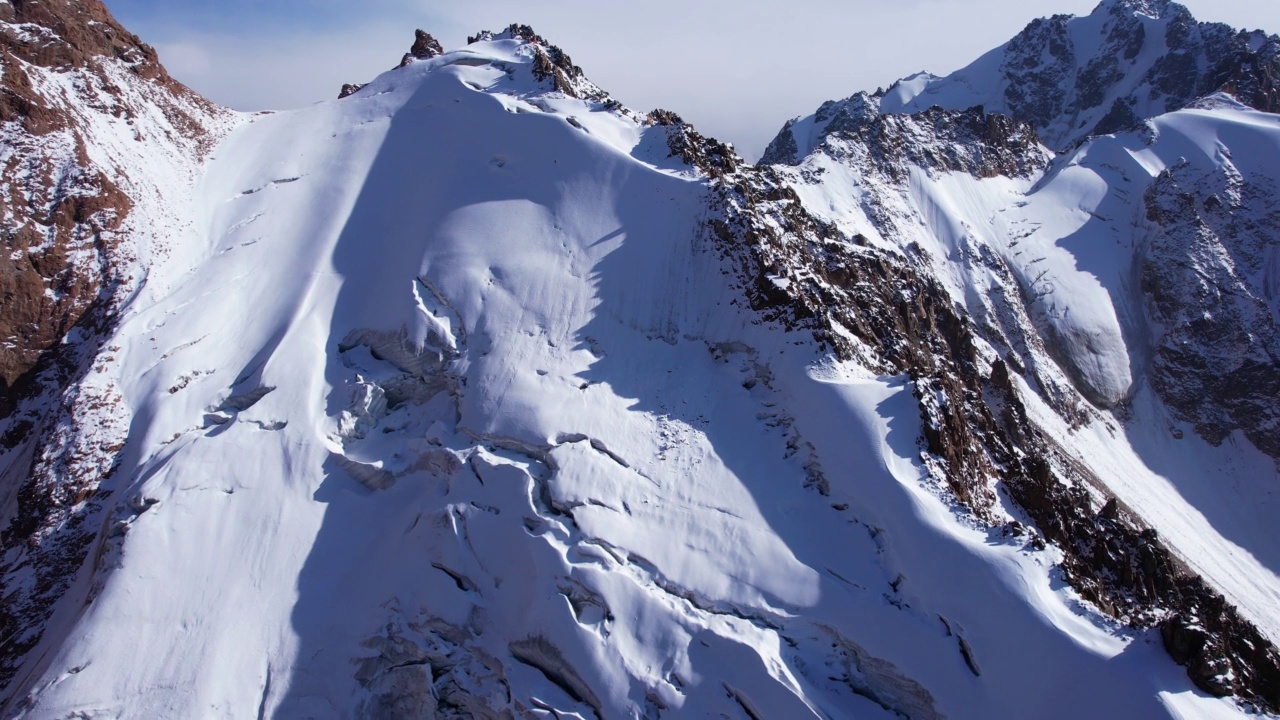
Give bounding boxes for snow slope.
[4,32,1248,719]
[0,2,234,697]
[776,96,1280,642]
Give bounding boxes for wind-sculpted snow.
[1,24,1263,719]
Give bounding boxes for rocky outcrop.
[1141,157,1280,460]
[0,134,130,405]
[0,0,201,404]
[399,29,443,68]
[709,164,1009,514]
[1209,39,1280,114]
[466,24,600,100]
[409,29,444,60]
[765,96,1045,180]
[999,12,1078,137]
[0,0,221,405]
[0,0,166,82]
[646,109,739,177]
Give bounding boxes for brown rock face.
[646,109,738,177]
[399,29,444,67]
[0,0,215,411]
[0,138,131,407]
[409,29,443,60]
[1,0,164,79]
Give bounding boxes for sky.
[104,0,1280,161]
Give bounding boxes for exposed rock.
[764,95,1047,180]
[0,0,220,408]
[465,23,598,99]
[399,29,444,68]
[760,118,800,165]
[1141,157,1280,460]
[338,83,366,99]
[468,23,548,47]
[647,109,738,177]
[528,43,584,97]
[0,0,167,82]
[1000,13,1077,135]
[410,29,443,59]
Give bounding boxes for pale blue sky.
[105,0,1280,160]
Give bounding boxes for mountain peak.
[869,0,1279,149]
[460,24,594,99]
[467,23,552,47]
[1095,0,1191,21]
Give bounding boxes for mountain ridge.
[765,0,1280,164]
[0,3,1277,717]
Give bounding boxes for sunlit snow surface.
[783,91,1280,709]
[13,40,1258,718]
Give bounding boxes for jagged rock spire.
[467,23,548,46]
[398,29,443,68]
[409,29,444,59]
[338,83,366,99]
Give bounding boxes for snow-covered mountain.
[1,1,1278,717]
[879,0,1277,150]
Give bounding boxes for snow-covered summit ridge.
[343,23,740,179]
[352,23,609,103]
[840,0,1277,151]
[1102,0,1191,21]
